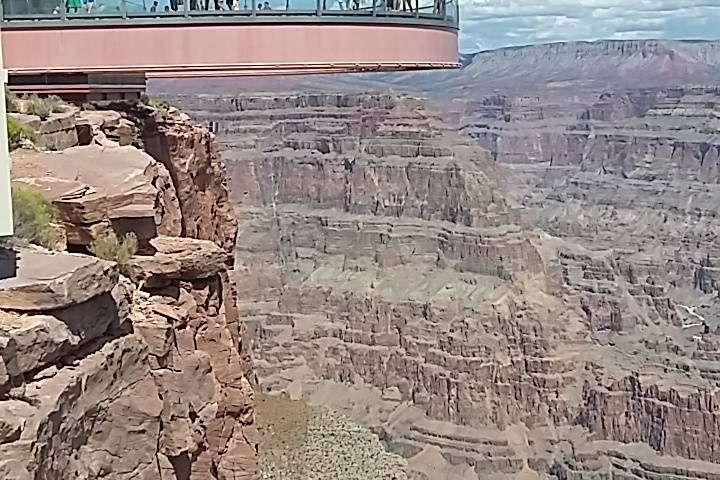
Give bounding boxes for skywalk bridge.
[0,0,459,78]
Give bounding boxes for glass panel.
[232,0,251,10]
[416,0,435,15]
[0,0,455,21]
[445,0,454,19]
[321,0,343,12]
[254,0,307,11]
[65,0,124,16]
[186,0,239,12]
[382,0,414,14]
[3,0,59,15]
[255,0,277,12]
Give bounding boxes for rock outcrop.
[1,104,256,479]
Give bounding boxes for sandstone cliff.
[0,103,256,479]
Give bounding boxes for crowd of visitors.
[4,0,449,16]
[59,0,445,15]
[53,0,445,14]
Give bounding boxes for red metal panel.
[2,23,458,75]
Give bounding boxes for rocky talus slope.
[257,394,408,480]
[0,104,257,479]
[162,91,720,480]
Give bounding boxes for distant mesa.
[149,39,720,95]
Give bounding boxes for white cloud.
[457,0,720,51]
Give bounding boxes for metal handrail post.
[316,0,321,16]
[251,0,255,15]
[371,0,375,15]
[121,0,127,18]
[184,0,188,17]
[414,0,417,17]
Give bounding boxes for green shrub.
[6,90,19,113]
[7,94,66,120]
[11,184,57,248]
[148,98,171,119]
[26,95,63,119]
[45,95,64,114]
[149,99,170,111]
[89,230,138,274]
[7,115,34,150]
[139,94,172,119]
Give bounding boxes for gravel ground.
[258,395,408,480]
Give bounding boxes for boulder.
[32,111,79,151]
[11,145,181,247]
[77,110,137,147]
[127,236,229,286]
[0,248,117,311]
[0,400,34,443]
[0,335,164,479]
[76,110,121,145]
[0,313,75,379]
[8,113,41,131]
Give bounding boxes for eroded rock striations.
[0,105,256,479]
[162,89,720,480]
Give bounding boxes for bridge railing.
[0,0,458,26]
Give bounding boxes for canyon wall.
[0,105,257,479]
[156,83,720,480]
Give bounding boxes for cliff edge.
[0,101,257,479]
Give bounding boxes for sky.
[457,0,720,52]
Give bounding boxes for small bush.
[148,98,171,120]
[149,99,170,111]
[11,184,57,248]
[26,95,53,119]
[6,90,19,113]
[139,95,172,120]
[7,115,34,150]
[89,230,138,274]
[8,94,66,120]
[46,95,64,113]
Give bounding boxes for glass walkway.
[0,0,458,27]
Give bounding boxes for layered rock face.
[0,106,256,479]
[160,89,720,480]
[445,75,720,478]
[463,87,720,320]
